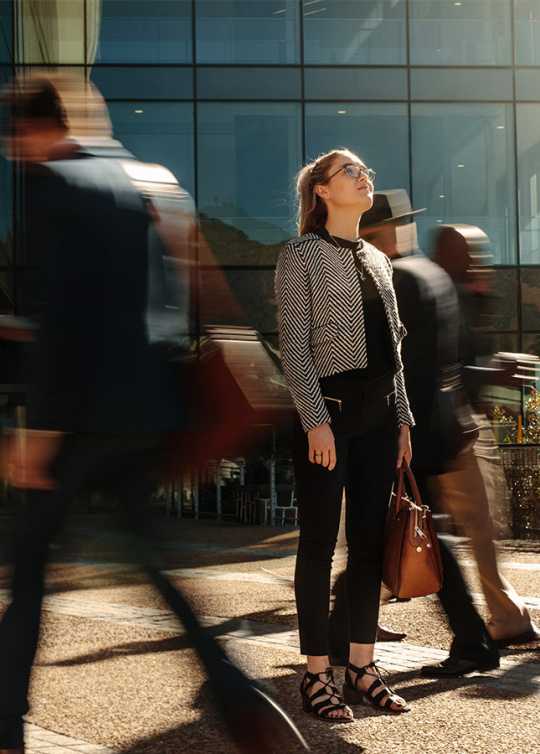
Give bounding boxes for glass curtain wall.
[3,0,540,438]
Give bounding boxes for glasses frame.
[321,162,376,184]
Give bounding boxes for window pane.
[409,0,511,66]
[0,1,12,65]
[196,0,299,64]
[91,67,193,100]
[411,69,513,101]
[0,152,13,310]
[107,103,195,196]
[197,103,302,264]
[411,104,516,265]
[17,0,85,64]
[200,269,278,333]
[303,0,406,65]
[197,67,301,99]
[492,268,518,332]
[521,269,540,331]
[523,333,540,360]
[514,1,540,65]
[305,103,409,197]
[97,0,192,63]
[517,104,540,265]
[304,68,407,100]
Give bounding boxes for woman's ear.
[315,184,328,199]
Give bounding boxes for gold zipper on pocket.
[323,396,342,411]
[385,390,396,406]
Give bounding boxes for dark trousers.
[327,469,499,665]
[413,473,499,663]
[0,432,164,748]
[292,372,398,656]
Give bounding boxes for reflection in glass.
[90,67,193,100]
[97,0,192,63]
[411,104,516,265]
[0,1,12,64]
[521,269,540,332]
[517,105,540,265]
[107,103,195,197]
[305,103,409,194]
[196,0,299,64]
[523,333,540,360]
[514,1,540,65]
[492,268,518,332]
[200,268,279,333]
[0,151,13,310]
[16,0,85,64]
[303,0,406,65]
[409,0,511,66]
[197,103,302,263]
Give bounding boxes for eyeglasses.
[322,163,376,184]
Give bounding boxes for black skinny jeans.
[292,371,399,656]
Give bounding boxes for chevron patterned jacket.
[275,232,414,433]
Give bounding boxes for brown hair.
[296,148,358,236]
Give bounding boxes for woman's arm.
[275,243,331,433]
[396,424,412,469]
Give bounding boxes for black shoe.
[420,656,499,678]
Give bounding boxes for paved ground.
[0,513,539,753]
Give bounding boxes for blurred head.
[358,189,425,258]
[433,224,493,294]
[296,148,374,235]
[1,76,68,161]
[1,74,112,161]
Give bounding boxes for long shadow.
[38,607,297,668]
[386,651,540,704]
[117,671,365,754]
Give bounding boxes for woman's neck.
[324,211,361,242]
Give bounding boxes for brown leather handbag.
[382,461,443,599]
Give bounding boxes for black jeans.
[292,372,398,656]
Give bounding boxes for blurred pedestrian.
[0,75,306,754]
[276,149,413,721]
[433,224,540,648]
[355,190,500,678]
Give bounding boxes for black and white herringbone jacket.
[275,232,414,433]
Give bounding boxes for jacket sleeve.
[395,368,414,427]
[275,242,331,433]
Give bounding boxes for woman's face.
[316,152,374,214]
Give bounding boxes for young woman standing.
[276,149,413,721]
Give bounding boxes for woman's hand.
[396,425,412,469]
[307,422,336,471]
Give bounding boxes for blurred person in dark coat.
[333,190,500,678]
[432,224,540,649]
[0,76,305,754]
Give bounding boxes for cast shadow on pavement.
[115,671,364,754]
[386,654,540,703]
[39,607,297,668]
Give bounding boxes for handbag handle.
[394,460,422,514]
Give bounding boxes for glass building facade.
[2,0,540,435]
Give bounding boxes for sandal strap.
[347,660,399,701]
[302,667,350,718]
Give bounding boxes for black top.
[316,227,394,381]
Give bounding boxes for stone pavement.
[0,517,539,753]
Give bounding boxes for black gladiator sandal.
[300,667,353,723]
[343,661,410,713]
